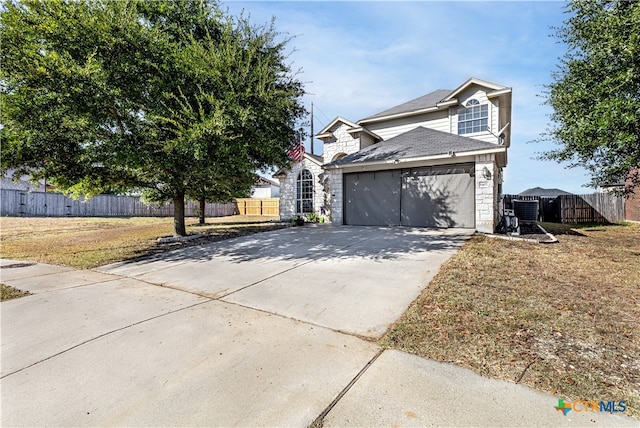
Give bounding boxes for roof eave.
[486,87,512,98]
[324,147,507,170]
[436,99,459,108]
[303,153,324,166]
[317,116,359,135]
[358,104,449,125]
[347,126,382,141]
[316,132,333,140]
[442,77,508,102]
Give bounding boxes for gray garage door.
[344,170,402,226]
[344,164,475,228]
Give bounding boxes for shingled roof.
[327,126,500,167]
[359,89,453,122]
[518,187,573,197]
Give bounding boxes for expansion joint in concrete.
[310,348,384,427]
[0,300,211,380]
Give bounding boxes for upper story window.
[457,99,488,134]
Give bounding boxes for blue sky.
[225,1,593,195]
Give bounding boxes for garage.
[344,163,475,228]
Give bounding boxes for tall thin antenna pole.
[310,102,314,155]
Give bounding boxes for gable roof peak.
[316,116,359,136]
[442,77,510,101]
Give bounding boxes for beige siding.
[359,133,376,149]
[364,84,503,146]
[366,109,450,140]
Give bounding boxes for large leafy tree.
[1,0,305,235]
[542,0,640,194]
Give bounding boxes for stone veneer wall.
[320,121,365,224]
[278,158,325,220]
[328,170,343,225]
[323,123,361,163]
[475,154,498,233]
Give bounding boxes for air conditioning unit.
[513,200,539,223]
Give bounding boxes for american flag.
[288,141,305,162]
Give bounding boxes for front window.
[296,169,313,213]
[458,99,488,134]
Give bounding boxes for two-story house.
[275,77,512,233]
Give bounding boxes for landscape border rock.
[157,234,202,244]
[485,224,558,244]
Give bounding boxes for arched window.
[296,169,314,213]
[332,152,348,162]
[457,99,488,134]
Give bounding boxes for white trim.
[436,99,459,109]
[302,153,323,166]
[316,132,334,140]
[324,147,506,171]
[442,77,507,102]
[486,88,512,98]
[357,105,443,125]
[346,126,382,141]
[316,116,359,135]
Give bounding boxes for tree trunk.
[199,196,206,225]
[173,190,187,236]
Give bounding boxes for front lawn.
[382,222,640,419]
[0,215,283,269]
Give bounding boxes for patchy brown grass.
[0,216,284,269]
[1,284,31,301]
[382,222,640,419]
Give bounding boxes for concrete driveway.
[2,226,636,427]
[98,226,472,338]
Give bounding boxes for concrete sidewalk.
[1,227,637,426]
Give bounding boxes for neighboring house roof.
[0,171,47,192]
[254,176,280,187]
[326,126,502,168]
[518,187,572,198]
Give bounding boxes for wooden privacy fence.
[1,189,237,217]
[236,198,279,216]
[503,193,625,224]
[557,193,625,224]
